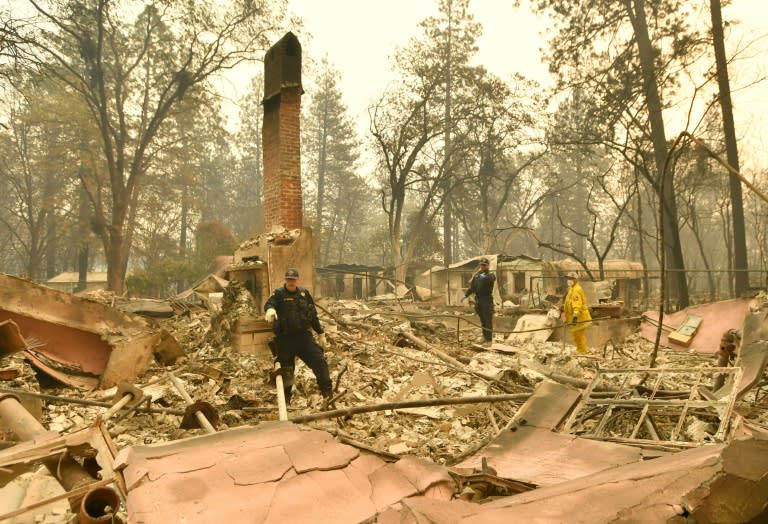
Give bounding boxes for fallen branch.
[290,393,530,424]
[397,330,522,392]
[320,427,400,462]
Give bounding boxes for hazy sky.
[285,0,768,171]
[287,1,550,127]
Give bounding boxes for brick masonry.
[262,57,303,231]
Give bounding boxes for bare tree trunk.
[689,212,717,301]
[442,0,454,267]
[710,0,749,297]
[316,94,329,266]
[626,0,689,309]
[178,180,189,294]
[76,182,91,293]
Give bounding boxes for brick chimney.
[262,32,303,232]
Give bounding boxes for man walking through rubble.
[461,257,496,347]
[563,271,592,354]
[264,268,332,404]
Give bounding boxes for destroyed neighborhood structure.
[45,272,109,294]
[0,273,167,390]
[1,286,767,522]
[317,264,386,300]
[1,31,768,524]
[418,254,644,311]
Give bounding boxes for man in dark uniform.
[461,257,496,346]
[264,267,332,403]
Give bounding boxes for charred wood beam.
[397,330,520,393]
[288,393,530,424]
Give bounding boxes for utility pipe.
[289,393,530,424]
[167,372,216,434]
[0,394,119,518]
[0,387,186,416]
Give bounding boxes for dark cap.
[284,268,299,279]
[479,257,490,265]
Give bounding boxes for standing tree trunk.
[315,95,328,266]
[76,180,91,293]
[710,0,749,296]
[442,0,454,267]
[626,0,689,309]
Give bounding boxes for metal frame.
[562,367,742,449]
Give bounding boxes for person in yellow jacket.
[563,272,592,354]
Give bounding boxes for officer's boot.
[320,387,333,409]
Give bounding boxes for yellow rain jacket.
[564,281,592,332]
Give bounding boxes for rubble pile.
[2,289,767,522]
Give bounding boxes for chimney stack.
[262,32,304,232]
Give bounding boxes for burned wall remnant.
[0,273,162,389]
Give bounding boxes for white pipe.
[168,372,216,434]
[274,362,289,421]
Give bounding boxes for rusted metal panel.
[468,435,768,523]
[385,434,768,523]
[641,298,754,353]
[457,425,644,487]
[510,381,581,430]
[115,422,455,524]
[0,273,162,389]
[456,382,644,487]
[0,319,27,357]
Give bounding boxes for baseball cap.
[479,257,490,265]
[284,268,299,279]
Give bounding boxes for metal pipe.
[168,373,216,434]
[0,387,186,416]
[0,395,118,511]
[290,393,530,424]
[79,486,120,523]
[101,393,133,422]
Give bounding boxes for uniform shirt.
[264,286,324,335]
[464,269,496,303]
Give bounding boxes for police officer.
[461,257,496,346]
[264,268,332,403]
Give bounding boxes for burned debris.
[1,31,767,524]
[1,274,767,522]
